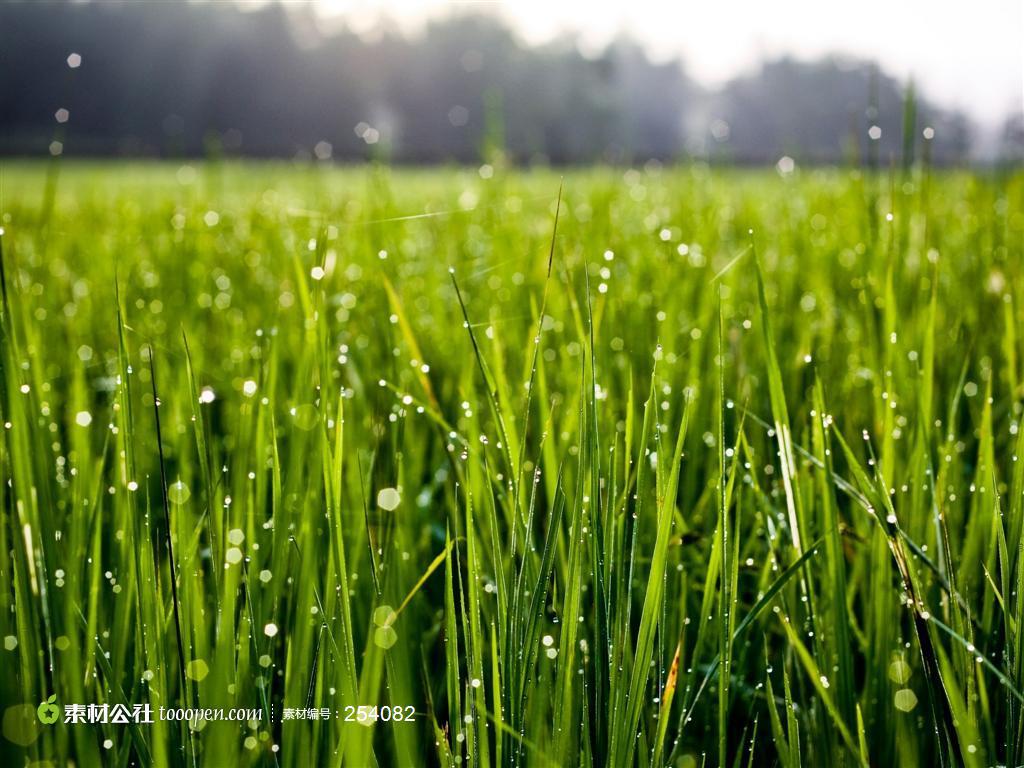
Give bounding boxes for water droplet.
[373,605,396,627]
[374,625,398,649]
[894,688,918,712]
[168,481,190,505]
[186,659,208,681]
[291,404,318,430]
[377,487,401,511]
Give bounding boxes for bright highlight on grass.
[0,161,1022,768]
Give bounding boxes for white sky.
[315,0,1024,125]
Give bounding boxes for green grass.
[1,159,1023,767]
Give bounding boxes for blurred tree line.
[0,0,1012,164]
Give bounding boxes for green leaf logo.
[37,694,60,725]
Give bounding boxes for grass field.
[1,160,1023,767]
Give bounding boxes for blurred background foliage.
[2,1,1020,165]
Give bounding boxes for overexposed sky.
[316,0,1024,125]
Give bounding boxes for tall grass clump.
[0,160,1023,767]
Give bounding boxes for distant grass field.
[1,160,1023,767]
